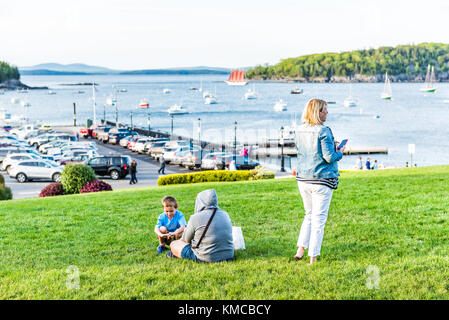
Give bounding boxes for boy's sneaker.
[166,251,176,259]
[157,245,167,254]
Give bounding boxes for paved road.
[3,134,191,199]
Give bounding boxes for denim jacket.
[295,124,342,178]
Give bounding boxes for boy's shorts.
[181,244,201,262]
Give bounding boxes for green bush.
[0,173,4,187]
[60,163,97,194]
[157,168,274,186]
[0,186,12,200]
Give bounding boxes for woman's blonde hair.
[301,98,327,125]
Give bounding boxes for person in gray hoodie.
[168,189,234,262]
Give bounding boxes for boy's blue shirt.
[155,210,187,232]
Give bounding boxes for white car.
[9,124,37,140]
[8,159,64,183]
[201,152,232,170]
[133,138,151,153]
[163,145,199,164]
[1,153,42,172]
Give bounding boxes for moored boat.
[273,99,287,112]
[139,99,149,108]
[167,104,188,115]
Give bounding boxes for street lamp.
[170,114,174,136]
[234,121,237,163]
[280,126,285,172]
[130,111,133,130]
[198,118,202,159]
[147,109,151,135]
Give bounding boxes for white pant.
[296,181,334,257]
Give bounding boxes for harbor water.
[1,74,449,170]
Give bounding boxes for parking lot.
[4,134,190,199]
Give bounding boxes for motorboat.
[139,99,149,108]
[163,88,171,94]
[21,100,31,107]
[204,96,218,104]
[290,88,303,94]
[343,98,357,107]
[73,90,85,94]
[119,88,127,92]
[48,90,56,95]
[106,96,117,106]
[203,90,213,99]
[273,99,287,112]
[167,104,188,115]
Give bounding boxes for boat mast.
[92,83,97,126]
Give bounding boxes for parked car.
[2,153,42,172]
[171,146,201,165]
[9,124,37,140]
[95,126,114,142]
[127,136,143,150]
[132,138,152,153]
[28,133,74,147]
[200,152,232,170]
[119,135,135,148]
[8,159,63,183]
[84,156,131,180]
[59,153,92,165]
[108,129,136,145]
[222,155,259,170]
[148,141,169,160]
[179,150,202,170]
[142,138,170,154]
[0,147,37,163]
[163,145,200,164]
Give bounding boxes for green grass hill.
[0,166,448,299]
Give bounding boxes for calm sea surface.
[1,74,449,170]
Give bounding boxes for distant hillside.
[246,43,449,82]
[19,63,232,76]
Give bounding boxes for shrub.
[60,163,96,194]
[0,186,12,201]
[80,179,113,193]
[250,166,275,180]
[0,173,4,188]
[157,168,274,186]
[39,182,65,197]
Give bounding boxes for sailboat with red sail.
[225,69,248,86]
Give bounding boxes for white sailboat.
[343,83,357,107]
[381,72,392,100]
[420,65,437,93]
[244,85,258,100]
[273,99,287,112]
[168,104,188,115]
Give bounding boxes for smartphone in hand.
[337,139,348,150]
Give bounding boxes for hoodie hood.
[195,189,219,213]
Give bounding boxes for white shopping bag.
[232,226,245,250]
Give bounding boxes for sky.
[1,0,449,70]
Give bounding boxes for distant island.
[19,63,231,76]
[246,43,449,82]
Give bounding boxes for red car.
[127,136,141,150]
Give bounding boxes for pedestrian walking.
[293,99,345,265]
[158,155,166,175]
[129,160,138,184]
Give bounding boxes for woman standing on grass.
[293,98,345,264]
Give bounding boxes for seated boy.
[154,196,187,254]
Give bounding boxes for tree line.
[246,43,449,81]
[0,61,20,83]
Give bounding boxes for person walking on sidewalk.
[293,98,345,265]
[129,160,138,184]
[158,155,166,175]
